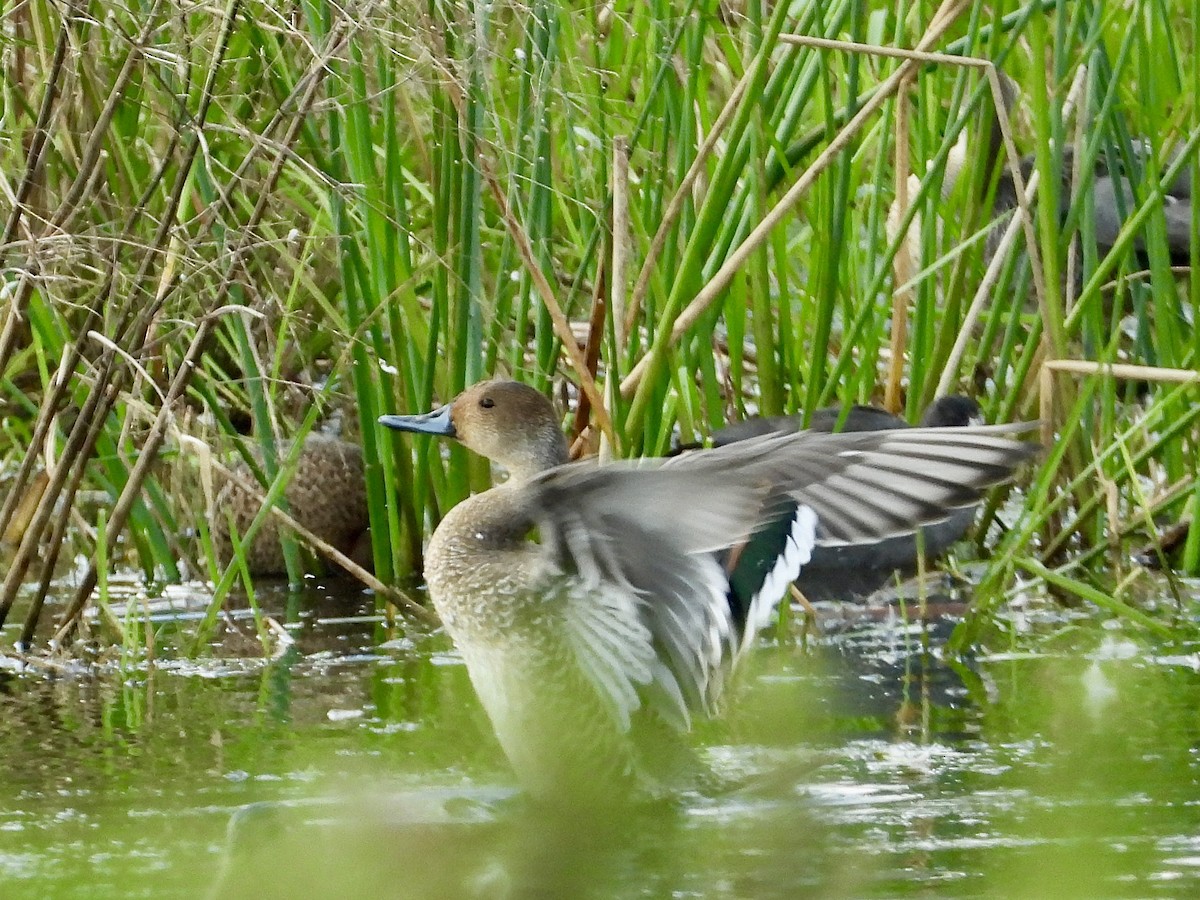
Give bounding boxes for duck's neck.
[499,436,569,485]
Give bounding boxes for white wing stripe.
[740,504,817,655]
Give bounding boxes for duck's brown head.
[379,380,568,481]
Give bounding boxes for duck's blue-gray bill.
[378,406,456,437]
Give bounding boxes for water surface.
[2,580,1198,898]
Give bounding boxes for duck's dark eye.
[480,397,495,409]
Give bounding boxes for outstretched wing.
[524,422,1036,727]
[534,465,773,720]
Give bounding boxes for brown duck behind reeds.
[209,435,371,577]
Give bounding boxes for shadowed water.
[1,579,1198,898]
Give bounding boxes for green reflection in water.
[0,589,1197,899]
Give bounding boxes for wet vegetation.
[1,0,1199,894]
[0,0,1197,648]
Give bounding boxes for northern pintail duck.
[211,436,371,576]
[707,396,985,600]
[381,380,1035,802]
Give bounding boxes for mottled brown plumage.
[210,436,370,576]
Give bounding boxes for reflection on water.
[0,581,1198,898]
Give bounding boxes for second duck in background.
[701,396,985,602]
